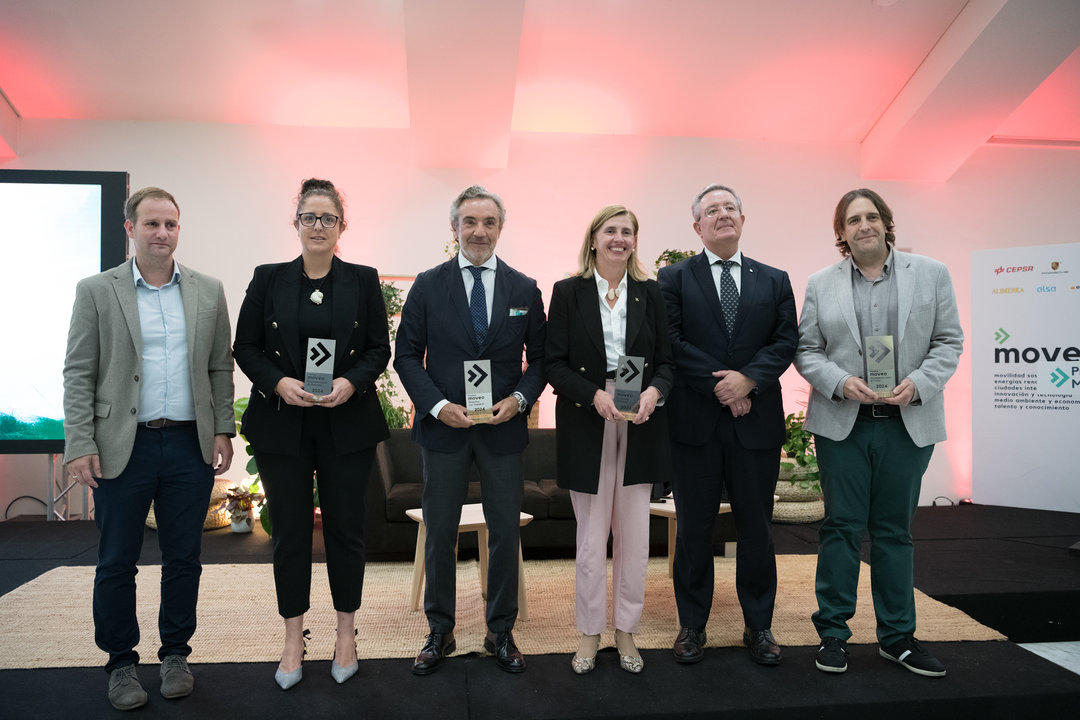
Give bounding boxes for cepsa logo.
[994,265,1034,275]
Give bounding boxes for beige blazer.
[794,251,964,448]
[63,259,235,478]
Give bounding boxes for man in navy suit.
[658,184,797,666]
[395,185,546,675]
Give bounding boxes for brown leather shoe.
[484,630,526,673]
[672,627,707,664]
[412,632,455,676]
[743,627,782,666]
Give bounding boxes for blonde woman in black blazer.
[233,179,390,690]
[545,205,674,675]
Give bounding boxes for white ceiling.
[1,0,1078,179]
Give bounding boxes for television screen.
[0,169,128,454]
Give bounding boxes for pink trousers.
[570,384,653,635]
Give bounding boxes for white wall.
[2,118,1078,518]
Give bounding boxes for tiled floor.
[1019,641,1080,676]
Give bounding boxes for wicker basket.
[146,477,232,531]
[772,499,825,524]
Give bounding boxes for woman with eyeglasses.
[233,178,390,689]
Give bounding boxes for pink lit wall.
[1,118,1078,517]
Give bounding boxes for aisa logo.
[994,265,1034,275]
[1036,286,1057,294]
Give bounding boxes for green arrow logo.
[994,328,1011,344]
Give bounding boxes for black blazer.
[545,275,674,493]
[233,256,391,456]
[394,256,546,455]
[657,252,797,449]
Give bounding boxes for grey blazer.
[794,251,963,448]
[63,259,236,478]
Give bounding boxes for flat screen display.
[0,169,128,454]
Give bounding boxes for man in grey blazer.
[63,187,235,710]
[795,188,963,678]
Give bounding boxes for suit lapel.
[575,277,606,360]
[893,251,912,346]
[277,258,304,374]
[113,259,142,358]
[624,277,646,351]
[178,262,198,379]
[444,259,477,350]
[689,253,727,334]
[483,259,511,353]
[330,256,358,371]
[835,257,861,348]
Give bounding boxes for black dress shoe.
[412,632,456,676]
[484,630,526,673]
[672,627,706,664]
[743,627,782,666]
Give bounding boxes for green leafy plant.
[379,280,412,429]
[654,248,696,273]
[780,411,821,494]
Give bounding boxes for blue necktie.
[719,260,738,336]
[468,265,487,346]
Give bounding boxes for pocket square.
[509,307,529,316]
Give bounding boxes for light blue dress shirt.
[132,260,195,422]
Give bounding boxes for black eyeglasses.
[297,212,340,229]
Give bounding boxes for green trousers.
[812,415,933,645]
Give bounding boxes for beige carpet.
[0,556,1002,669]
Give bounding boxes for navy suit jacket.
[233,256,391,456]
[394,256,547,454]
[657,252,797,449]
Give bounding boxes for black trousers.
[670,413,778,631]
[255,408,376,618]
[420,433,523,634]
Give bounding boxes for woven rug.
[0,556,1002,669]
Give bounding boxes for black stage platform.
[1,504,1078,719]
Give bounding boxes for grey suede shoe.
[108,665,148,710]
[159,655,194,698]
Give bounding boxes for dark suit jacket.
[233,256,391,456]
[394,256,546,454]
[545,275,674,493]
[657,252,797,449]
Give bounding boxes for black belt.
[139,418,196,429]
[858,404,901,419]
[605,370,617,379]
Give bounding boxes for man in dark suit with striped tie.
[395,185,546,675]
[657,184,798,667]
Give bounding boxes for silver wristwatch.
[512,391,527,414]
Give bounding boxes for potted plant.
[774,412,824,523]
[225,483,264,533]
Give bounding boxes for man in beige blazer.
[63,187,234,711]
[795,188,963,679]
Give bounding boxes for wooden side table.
[406,503,533,620]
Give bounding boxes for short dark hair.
[125,187,179,223]
[833,188,896,257]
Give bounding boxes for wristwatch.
[512,391,527,414]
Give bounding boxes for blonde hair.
[577,205,648,282]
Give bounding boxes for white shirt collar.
[458,252,498,273]
[702,247,742,267]
[132,259,181,287]
[594,271,628,298]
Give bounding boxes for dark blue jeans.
[92,425,213,673]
